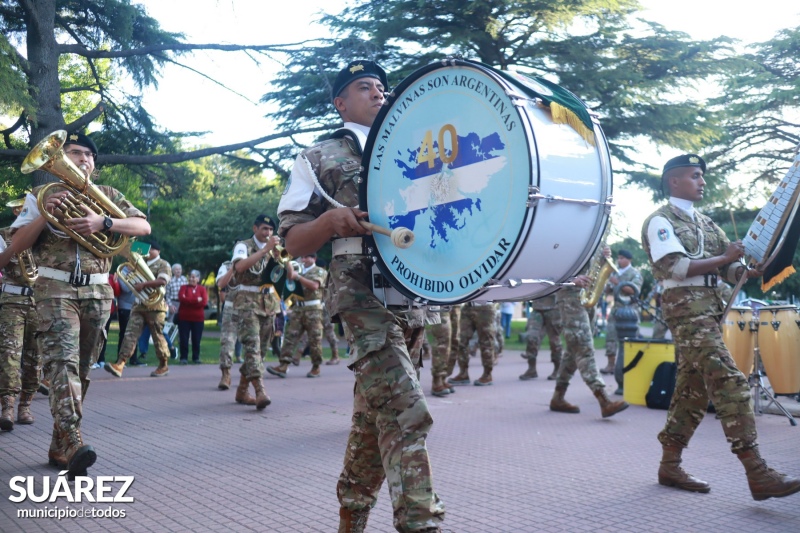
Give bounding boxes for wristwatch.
[103,216,114,231]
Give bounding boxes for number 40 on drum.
[417,125,459,168]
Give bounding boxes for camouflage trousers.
[429,312,452,378]
[322,306,339,355]
[0,302,42,396]
[337,311,445,532]
[456,305,495,369]
[523,307,563,363]
[449,306,461,354]
[37,297,111,432]
[218,303,238,369]
[555,294,605,391]
[652,309,669,339]
[118,309,169,364]
[280,306,323,366]
[658,313,756,454]
[236,310,274,380]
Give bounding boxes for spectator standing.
[500,301,515,339]
[178,270,208,364]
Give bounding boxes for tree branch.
[1,113,27,149]
[65,103,105,132]
[57,41,318,59]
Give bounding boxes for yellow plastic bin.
[622,339,676,406]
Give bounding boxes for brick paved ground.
[1,349,799,532]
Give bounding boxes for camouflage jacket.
[642,203,737,320]
[0,227,36,306]
[529,293,557,311]
[130,256,171,312]
[285,264,327,303]
[231,237,280,316]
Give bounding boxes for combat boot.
[306,365,321,378]
[17,391,35,425]
[267,363,289,378]
[1,395,15,431]
[48,424,67,469]
[235,374,256,406]
[658,445,711,493]
[431,376,451,397]
[548,354,561,380]
[474,366,493,386]
[104,360,125,378]
[447,367,470,386]
[218,367,231,390]
[150,361,169,377]
[519,357,538,380]
[63,426,96,480]
[550,384,580,413]
[738,447,800,500]
[338,507,370,533]
[600,354,615,375]
[251,379,271,410]
[594,388,629,418]
[38,379,50,396]
[326,355,341,365]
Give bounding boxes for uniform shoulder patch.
[657,228,670,241]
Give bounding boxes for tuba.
[3,235,38,283]
[21,130,129,258]
[116,247,165,307]
[579,255,619,308]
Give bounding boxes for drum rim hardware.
[527,186,614,213]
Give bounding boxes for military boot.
[306,365,321,378]
[267,363,289,378]
[550,384,580,413]
[600,354,615,375]
[235,374,256,406]
[447,367,470,386]
[658,445,711,493]
[1,395,15,431]
[431,376,451,397]
[519,357,538,380]
[17,391,35,425]
[547,354,561,380]
[218,367,231,390]
[738,447,800,500]
[104,360,126,378]
[594,388,629,418]
[251,379,271,410]
[338,507,370,533]
[38,379,50,396]
[326,355,341,365]
[474,366,493,386]
[63,426,96,480]
[48,423,67,468]
[150,361,169,377]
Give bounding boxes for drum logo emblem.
[658,228,670,241]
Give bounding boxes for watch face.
[104,217,113,230]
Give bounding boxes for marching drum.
[757,305,800,395]
[721,306,755,376]
[360,59,613,305]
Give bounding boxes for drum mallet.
[359,220,415,249]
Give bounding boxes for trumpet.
[579,255,618,308]
[21,130,129,258]
[116,246,165,307]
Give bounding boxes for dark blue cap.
[662,154,706,176]
[331,60,388,100]
[65,131,98,156]
[254,214,275,228]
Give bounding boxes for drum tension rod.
[484,278,575,289]
[527,187,615,210]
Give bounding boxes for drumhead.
[360,60,534,304]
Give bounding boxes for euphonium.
[116,248,165,307]
[579,255,619,308]
[3,236,38,283]
[20,130,129,258]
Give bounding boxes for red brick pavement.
[1,350,799,532]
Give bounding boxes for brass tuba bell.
[21,130,129,258]
[116,246,165,307]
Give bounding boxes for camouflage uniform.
[231,238,280,380]
[642,203,756,454]
[117,255,172,366]
[216,261,238,369]
[0,228,41,399]
[278,264,327,367]
[555,286,606,392]
[428,309,452,380]
[456,303,496,371]
[523,294,563,365]
[605,264,644,358]
[17,185,144,437]
[278,127,444,531]
[447,305,461,375]
[322,303,339,356]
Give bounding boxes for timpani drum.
[360,59,613,304]
[757,305,800,395]
[721,306,755,376]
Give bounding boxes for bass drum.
[360,59,613,305]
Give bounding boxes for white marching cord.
[301,153,415,249]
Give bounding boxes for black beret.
[64,131,98,156]
[331,60,388,100]
[148,240,161,251]
[662,154,706,176]
[254,214,275,228]
[617,249,633,259]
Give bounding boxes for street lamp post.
[139,182,158,219]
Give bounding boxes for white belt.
[2,284,34,296]
[238,285,273,293]
[332,237,365,257]
[293,299,321,308]
[663,274,718,289]
[38,267,109,286]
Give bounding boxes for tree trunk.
[23,0,65,187]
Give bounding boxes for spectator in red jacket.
[177,270,208,364]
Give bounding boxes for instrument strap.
[330,129,364,156]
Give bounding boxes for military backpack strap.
[330,128,364,156]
